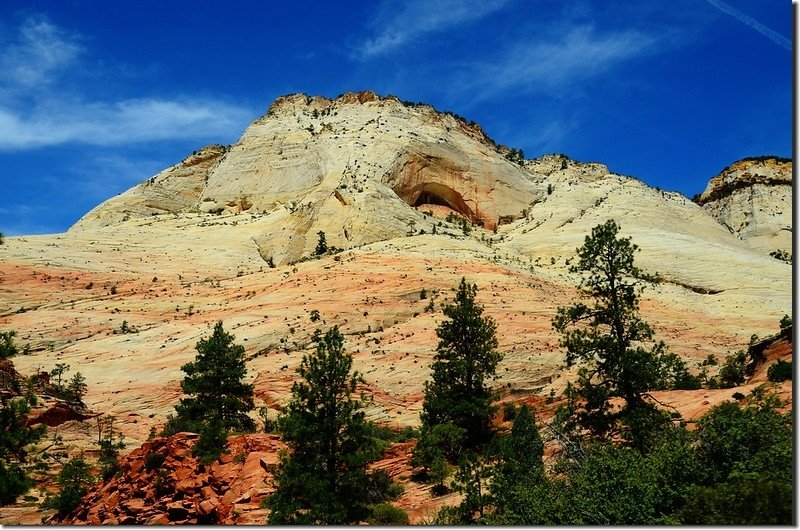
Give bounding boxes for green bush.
[411,423,466,474]
[502,403,517,422]
[315,231,328,255]
[680,474,792,525]
[144,452,166,472]
[366,469,403,502]
[45,455,94,517]
[258,408,279,434]
[767,359,791,382]
[718,351,747,388]
[368,503,409,525]
[0,462,32,505]
[0,331,19,360]
[393,426,417,442]
[160,414,203,437]
[191,419,229,464]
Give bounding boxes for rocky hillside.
[697,156,792,258]
[0,91,792,523]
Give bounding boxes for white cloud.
[0,15,253,150]
[358,0,510,58]
[0,98,252,150]
[0,16,82,88]
[464,25,656,99]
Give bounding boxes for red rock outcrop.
[57,433,285,525]
[26,400,95,427]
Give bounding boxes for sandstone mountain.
[696,156,792,258]
[71,92,543,265]
[0,91,792,523]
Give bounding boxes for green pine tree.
[0,397,45,505]
[163,322,255,463]
[552,220,670,448]
[172,321,255,433]
[266,327,375,524]
[420,278,501,448]
[485,405,547,523]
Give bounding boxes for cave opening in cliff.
[399,182,473,222]
[414,190,456,210]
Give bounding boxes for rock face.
[71,91,541,265]
[70,145,230,230]
[697,157,792,258]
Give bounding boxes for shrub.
[411,423,466,473]
[160,414,203,437]
[46,455,94,517]
[656,353,701,390]
[258,407,278,434]
[779,314,791,331]
[97,417,125,482]
[0,331,18,360]
[394,426,417,442]
[144,452,166,472]
[718,351,747,388]
[315,231,328,255]
[680,474,792,524]
[366,469,403,502]
[502,403,517,422]
[767,359,791,382]
[0,462,32,505]
[192,418,229,464]
[769,249,791,263]
[368,503,409,525]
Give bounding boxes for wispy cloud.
[704,0,790,50]
[463,25,656,99]
[357,0,510,58]
[0,98,251,150]
[0,15,253,150]
[0,16,82,88]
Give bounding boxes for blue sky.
[0,1,792,235]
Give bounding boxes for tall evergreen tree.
[552,220,669,448]
[421,277,501,448]
[267,327,375,524]
[172,321,255,433]
[485,405,547,523]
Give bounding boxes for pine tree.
[484,405,545,518]
[315,231,328,255]
[266,327,374,524]
[0,331,17,360]
[172,321,255,433]
[0,398,45,505]
[421,278,501,448]
[552,220,670,448]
